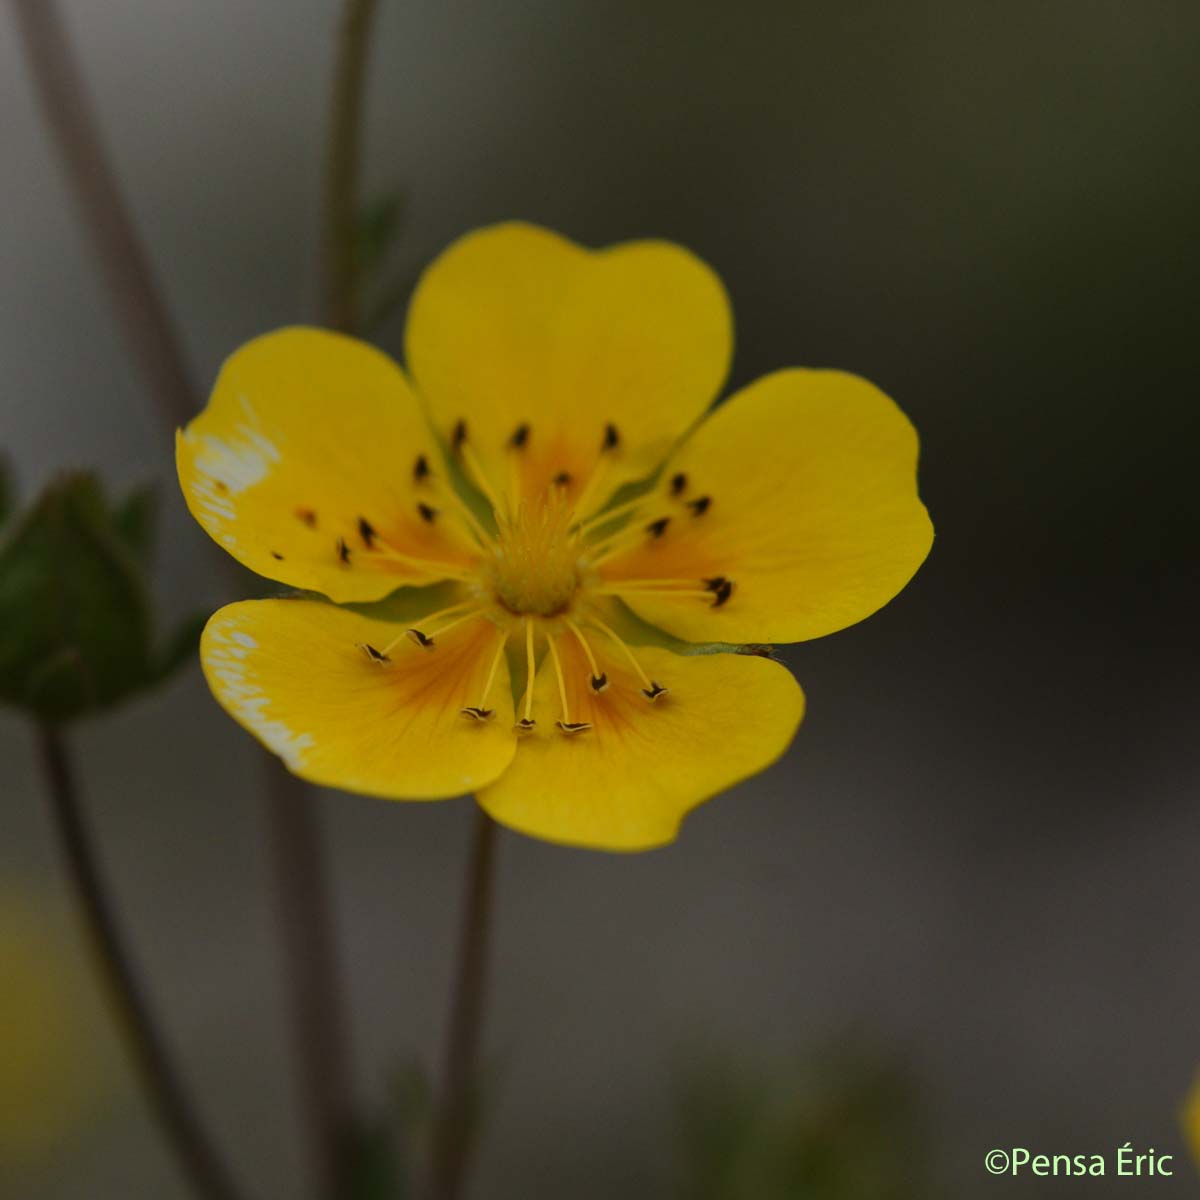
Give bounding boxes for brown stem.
[431,810,501,1200]
[36,723,248,1200]
[13,5,357,1196]
[10,0,196,426]
[267,765,356,1200]
[321,0,380,332]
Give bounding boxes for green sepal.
[111,483,158,567]
[0,472,199,722]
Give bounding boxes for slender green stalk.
[431,810,501,1200]
[36,723,248,1200]
[321,0,381,332]
[12,5,356,1197]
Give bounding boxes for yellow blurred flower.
[0,897,89,1163]
[1185,1072,1200,1172]
[178,223,931,850]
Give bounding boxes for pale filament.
[378,600,482,654]
[546,635,588,730]
[587,615,658,694]
[425,480,498,551]
[564,618,603,680]
[458,439,509,520]
[575,493,649,535]
[463,629,508,717]
[367,534,476,581]
[520,617,537,725]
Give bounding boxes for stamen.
[271,551,284,560]
[645,517,671,538]
[366,535,475,582]
[421,475,497,550]
[417,502,438,524]
[516,618,537,730]
[575,493,649,536]
[686,495,712,517]
[413,454,431,482]
[460,629,507,722]
[450,418,506,516]
[378,600,481,655]
[358,643,391,663]
[565,619,608,692]
[508,423,531,449]
[295,507,318,528]
[336,537,352,564]
[569,423,623,519]
[358,516,377,547]
[670,472,688,496]
[596,586,726,604]
[547,636,592,734]
[588,619,672,700]
[552,471,572,488]
[588,615,668,702]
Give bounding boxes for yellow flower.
[178,223,931,850]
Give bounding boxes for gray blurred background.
[3,1,1199,1196]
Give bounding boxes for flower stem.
[13,6,357,1196]
[9,0,195,428]
[321,0,380,332]
[431,810,501,1200]
[35,723,248,1200]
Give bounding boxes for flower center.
[484,490,581,616]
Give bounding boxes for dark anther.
[590,673,609,693]
[509,423,531,449]
[702,576,728,591]
[602,423,620,451]
[645,516,671,538]
[406,628,435,648]
[516,717,537,731]
[710,579,735,607]
[452,419,468,450]
[215,480,229,492]
[336,537,352,564]
[670,472,688,496]
[414,454,431,482]
[295,507,318,528]
[360,643,391,663]
[686,495,712,517]
[642,681,668,701]
[358,516,377,548]
[556,720,593,735]
[552,471,573,487]
[270,551,284,560]
[460,706,495,721]
[417,502,438,524]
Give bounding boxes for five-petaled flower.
[177,223,932,850]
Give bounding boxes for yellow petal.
[178,327,480,602]
[201,599,516,798]
[478,638,803,851]
[404,222,732,516]
[599,369,933,643]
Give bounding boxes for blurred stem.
[9,0,195,427]
[321,0,380,332]
[14,5,357,1198]
[431,810,500,1200]
[35,723,248,1200]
